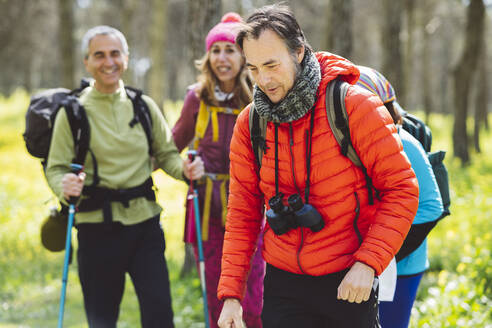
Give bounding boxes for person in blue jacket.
[357,66,444,328]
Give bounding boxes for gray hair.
[81,25,129,58]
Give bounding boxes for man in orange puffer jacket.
[217,4,419,328]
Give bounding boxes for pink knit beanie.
[205,12,243,51]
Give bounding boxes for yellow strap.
[213,173,230,180]
[194,103,242,148]
[220,180,228,226]
[201,177,213,241]
[209,106,242,115]
[196,173,230,236]
[211,110,219,142]
[193,102,210,149]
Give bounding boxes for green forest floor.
[1,89,491,327]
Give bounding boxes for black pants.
[76,215,174,328]
[262,264,380,328]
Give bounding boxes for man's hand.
[337,261,375,303]
[62,172,86,200]
[183,156,204,180]
[218,298,244,328]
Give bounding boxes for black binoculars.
[266,193,325,235]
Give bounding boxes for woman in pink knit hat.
[172,12,265,328]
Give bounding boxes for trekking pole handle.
[187,150,197,189]
[187,149,197,162]
[69,163,84,205]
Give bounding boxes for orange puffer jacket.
[218,52,419,301]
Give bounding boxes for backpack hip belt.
[194,172,229,241]
[75,176,156,224]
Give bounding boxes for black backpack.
[23,79,153,170]
[400,111,450,220]
[24,79,155,252]
[395,111,451,261]
[402,112,432,153]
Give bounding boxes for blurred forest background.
[0,0,491,164]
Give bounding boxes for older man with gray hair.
[45,25,204,327]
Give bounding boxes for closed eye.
[246,64,257,71]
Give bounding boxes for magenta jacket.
[172,87,242,240]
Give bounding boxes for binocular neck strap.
[305,107,315,203]
[274,123,280,196]
[272,107,316,203]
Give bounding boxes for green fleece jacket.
[46,80,184,225]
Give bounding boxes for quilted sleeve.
[217,106,264,301]
[172,89,200,152]
[143,95,184,181]
[345,86,419,275]
[45,107,75,204]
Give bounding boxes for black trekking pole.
[57,163,83,328]
[187,150,210,328]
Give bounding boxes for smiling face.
[209,41,243,93]
[83,34,128,94]
[243,29,304,104]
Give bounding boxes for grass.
[1,89,491,327]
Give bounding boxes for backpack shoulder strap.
[249,104,268,172]
[428,150,451,219]
[125,86,153,156]
[62,96,90,168]
[325,78,377,204]
[402,113,432,152]
[325,79,362,166]
[193,101,211,149]
[59,82,101,186]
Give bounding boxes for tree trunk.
[452,0,485,165]
[187,0,221,67]
[327,0,353,60]
[58,0,75,89]
[103,0,124,30]
[474,31,488,152]
[422,27,432,124]
[121,0,137,86]
[420,1,435,124]
[180,0,221,276]
[382,0,404,103]
[438,1,454,115]
[23,58,32,93]
[148,0,168,109]
[403,0,416,110]
[165,1,187,101]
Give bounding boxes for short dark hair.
[236,3,312,56]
